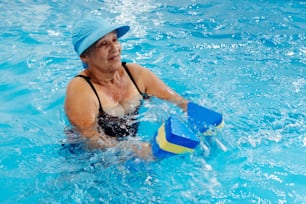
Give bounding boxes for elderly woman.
[64,16,188,159]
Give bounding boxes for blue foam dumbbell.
[187,102,224,134]
[151,116,200,159]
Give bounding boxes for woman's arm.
[126,63,189,111]
[64,77,119,149]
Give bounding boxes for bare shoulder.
[65,75,98,112]
[125,63,146,74]
[66,75,89,92]
[125,63,155,79]
[125,63,168,95]
[65,74,99,107]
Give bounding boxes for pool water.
[1,0,305,203]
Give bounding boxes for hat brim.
[78,25,130,56]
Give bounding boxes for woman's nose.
[110,42,118,52]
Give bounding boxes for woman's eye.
[96,42,107,48]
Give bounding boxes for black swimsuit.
[75,62,148,139]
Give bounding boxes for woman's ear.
[80,55,89,68]
[80,55,88,63]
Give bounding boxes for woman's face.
[81,31,122,72]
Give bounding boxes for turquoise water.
[1,0,305,203]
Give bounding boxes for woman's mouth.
[109,54,120,61]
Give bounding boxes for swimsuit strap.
[74,62,148,113]
[122,62,143,95]
[74,75,103,112]
[122,62,149,99]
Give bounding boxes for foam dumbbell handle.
[187,102,224,134]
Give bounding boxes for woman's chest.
[96,82,142,116]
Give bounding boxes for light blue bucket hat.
[72,16,130,56]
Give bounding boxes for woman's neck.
[86,67,123,86]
